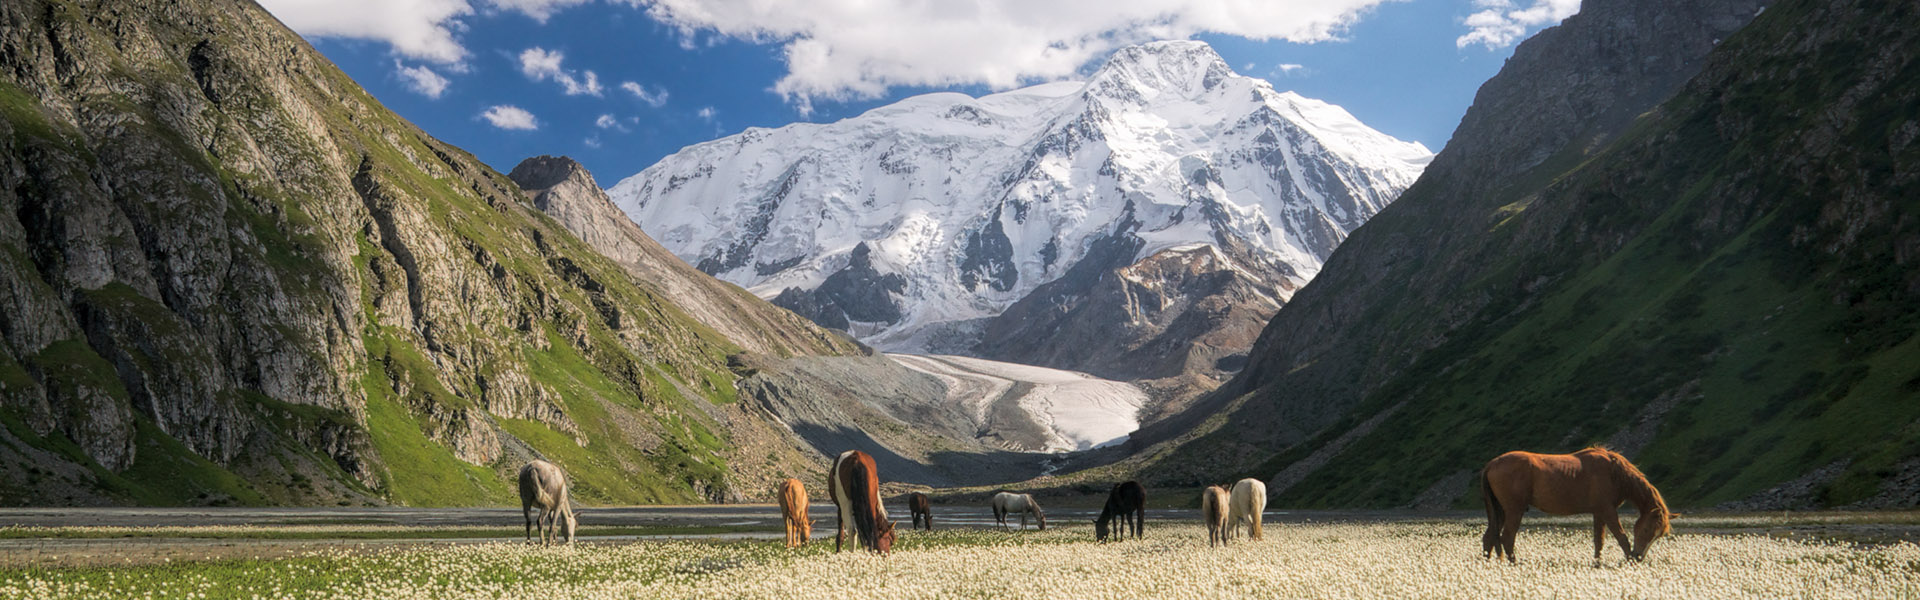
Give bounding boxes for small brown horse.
[1200,485,1230,547]
[908,492,933,531]
[778,478,812,548]
[829,450,897,553]
[1094,481,1145,542]
[1482,447,1676,563]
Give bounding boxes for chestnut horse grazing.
[908,492,933,531]
[778,478,812,548]
[1095,481,1145,542]
[1200,486,1230,547]
[1227,478,1266,541]
[991,492,1047,530]
[518,460,575,545]
[1481,447,1675,563]
[829,450,897,553]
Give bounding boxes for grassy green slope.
[1177,0,1920,508]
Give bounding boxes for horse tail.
[1481,469,1501,528]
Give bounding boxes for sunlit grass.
[1,522,1914,599]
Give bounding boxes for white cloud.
[620,81,670,107]
[519,47,604,96]
[695,106,717,121]
[594,113,631,132]
[1276,63,1304,73]
[625,0,1399,108]
[1456,0,1580,49]
[259,0,472,64]
[479,105,540,130]
[393,60,451,98]
[487,0,594,22]
[584,136,603,148]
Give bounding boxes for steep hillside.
[609,41,1429,398]
[1141,0,1920,510]
[0,0,831,506]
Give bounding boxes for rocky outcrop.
[770,242,908,331]
[509,155,857,359]
[0,0,829,506]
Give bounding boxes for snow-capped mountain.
[609,40,1431,373]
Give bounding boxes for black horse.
[908,491,933,531]
[1094,481,1146,541]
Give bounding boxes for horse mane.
[1589,447,1672,535]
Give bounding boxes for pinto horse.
[829,450,897,553]
[1094,481,1145,542]
[908,492,933,531]
[1200,485,1230,547]
[1481,447,1675,563]
[778,478,812,548]
[991,492,1047,530]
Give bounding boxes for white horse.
[991,492,1047,530]
[519,460,575,545]
[1227,478,1266,541]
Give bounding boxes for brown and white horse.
[1200,485,1230,547]
[991,492,1046,531]
[908,491,933,531]
[778,478,812,548]
[828,450,897,553]
[518,460,575,545]
[1481,447,1676,563]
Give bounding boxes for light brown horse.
[518,460,575,545]
[828,450,897,553]
[778,478,812,548]
[1481,447,1675,563]
[1200,485,1231,547]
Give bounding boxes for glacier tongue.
[607,39,1431,353]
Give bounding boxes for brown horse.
[828,450,897,553]
[778,478,812,548]
[908,492,932,531]
[1200,485,1230,547]
[1481,447,1675,563]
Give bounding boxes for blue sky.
[262,0,1580,184]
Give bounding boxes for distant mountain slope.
[609,40,1430,398]
[1142,0,1920,510]
[0,0,841,506]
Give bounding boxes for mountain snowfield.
[887,354,1147,452]
[609,40,1432,352]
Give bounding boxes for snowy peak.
[1086,40,1235,100]
[606,40,1432,357]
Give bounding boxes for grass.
[0,521,1913,599]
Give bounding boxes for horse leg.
[1500,506,1523,563]
[1592,516,1606,562]
[524,505,536,544]
[1602,509,1632,560]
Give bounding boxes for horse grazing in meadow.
[1200,485,1231,547]
[518,460,575,545]
[778,478,812,548]
[908,492,933,531]
[991,492,1047,530]
[1094,481,1145,542]
[1227,478,1267,541]
[1481,447,1676,563]
[829,450,897,553]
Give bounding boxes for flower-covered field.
[2,521,1915,599]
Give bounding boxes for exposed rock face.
[770,242,908,331]
[0,0,839,506]
[1143,0,1920,509]
[509,155,858,359]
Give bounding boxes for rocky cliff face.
[1140,0,1920,509]
[0,0,834,506]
